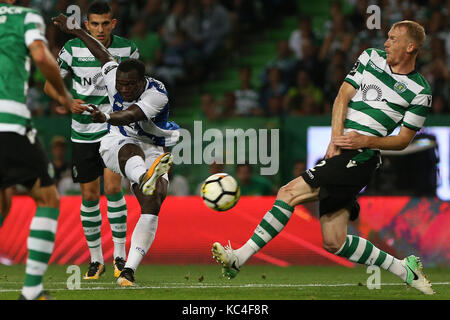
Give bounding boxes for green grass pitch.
[0,264,449,300]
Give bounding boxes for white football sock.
[125,214,158,271]
[124,156,147,185]
[388,258,407,281]
[234,241,257,268]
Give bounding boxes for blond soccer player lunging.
[212,21,435,295]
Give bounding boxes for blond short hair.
[392,20,426,52]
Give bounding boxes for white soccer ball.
[200,173,240,211]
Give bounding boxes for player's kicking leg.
[212,176,318,279]
[116,145,172,286]
[321,208,434,294]
[138,152,173,196]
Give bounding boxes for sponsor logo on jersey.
[92,72,106,91]
[0,6,24,14]
[362,84,382,101]
[368,60,383,73]
[81,72,107,90]
[104,63,118,75]
[77,57,96,62]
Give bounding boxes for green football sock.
[81,199,103,264]
[21,207,59,300]
[106,191,127,259]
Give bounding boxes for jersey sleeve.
[101,60,119,103]
[135,88,168,120]
[402,92,432,131]
[24,11,47,47]
[344,49,371,89]
[56,44,73,78]
[130,41,140,59]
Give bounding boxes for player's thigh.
[99,134,143,176]
[103,167,123,195]
[0,132,54,192]
[277,175,319,207]
[71,141,104,184]
[320,207,349,253]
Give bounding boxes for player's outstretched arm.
[29,40,76,112]
[90,104,147,126]
[43,81,87,114]
[52,14,114,67]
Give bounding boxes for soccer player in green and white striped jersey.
[212,21,435,295]
[44,1,138,280]
[0,0,86,299]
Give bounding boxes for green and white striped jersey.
[0,3,47,135]
[57,35,139,143]
[344,48,432,137]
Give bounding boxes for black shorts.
[0,132,54,189]
[302,149,381,221]
[71,141,105,183]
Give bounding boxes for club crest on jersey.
[361,84,382,101]
[394,81,407,94]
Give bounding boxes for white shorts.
[99,133,169,181]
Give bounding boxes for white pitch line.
[0,282,449,293]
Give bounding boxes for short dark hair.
[88,1,113,18]
[118,59,146,79]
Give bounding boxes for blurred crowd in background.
[199,0,450,119]
[21,0,450,118]
[11,0,450,195]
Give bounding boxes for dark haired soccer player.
[53,13,180,287]
[44,1,139,280]
[0,0,86,299]
[212,20,435,295]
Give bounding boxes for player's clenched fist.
[88,104,107,123]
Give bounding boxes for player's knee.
[277,178,312,207]
[80,182,100,201]
[81,190,99,202]
[322,241,340,254]
[276,183,295,204]
[322,237,346,254]
[104,184,122,195]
